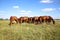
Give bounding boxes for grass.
[0,20,60,40]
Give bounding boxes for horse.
[38,16,55,24]
[28,17,34,23]
[9,16,19,26]
[32,16,39,24]
[18,16,29,23]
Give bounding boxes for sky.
[0,0,60,19]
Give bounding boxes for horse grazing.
[32,16,39,24]
[28,17,34,23]
[38,16,55,24]
[9,16,19,26]
[18,16,29,23]
[47,16,55,24]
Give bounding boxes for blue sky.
[0,0,60,19]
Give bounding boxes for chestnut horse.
[9,16,19,25]
[38,16,55,24]
[18,16,29,23]
[32,16,39,24]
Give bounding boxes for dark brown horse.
[38,16,55,24]
[9,16,19,25]
[18,16,29,23]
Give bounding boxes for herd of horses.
[9,16,55,26]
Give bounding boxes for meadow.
[0,20,60,40]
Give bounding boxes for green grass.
[0,20,60,40]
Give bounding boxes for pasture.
[0,20,60,40]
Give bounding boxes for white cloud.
[20,10,32,14]
[42,8,55,12]
[13,6,19,9]
[27,11,32,13]
[20,10,26,13]
[40,0,53,3]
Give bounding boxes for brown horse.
[9,16,19,25]
[33,16,39,24]
[18,16,29,23]
[38,16,55,24]
[28,17,34,23]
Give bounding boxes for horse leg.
[45,19,48,24]
[40,18,42,24]
[35,20,38,24]
[20,20,22,24]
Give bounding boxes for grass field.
[0,20,60,40]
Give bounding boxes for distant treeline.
[0,18,9,20]
[54,19,60,20]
